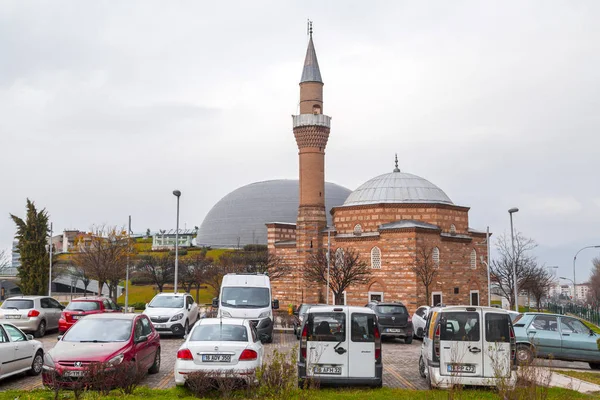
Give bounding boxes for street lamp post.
[48,222,53,297]
[508,207,519,312]
[560,277,575,301]
[326,229,331,305]
[173,190,181,293]
[573,245,600,298]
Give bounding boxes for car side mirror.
[212,298,219,308]
[590,329,596,336]
[187,304,192,311]
[57,335,63,341]
[136,335,148,344]
[272,299,279,310]
[145,303,149,309]
[26,334,34,341]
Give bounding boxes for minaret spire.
[301,21,322,84]
[393,154,400,172]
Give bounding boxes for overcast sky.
[1,1,599,282]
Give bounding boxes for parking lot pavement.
[0,332,427,391]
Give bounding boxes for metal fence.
[547,302,600,326]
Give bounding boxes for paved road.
[1,332,588,392]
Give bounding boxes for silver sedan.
[0,323,44,380]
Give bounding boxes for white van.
[419,306,517,389]
[212,273,279,343]
[298,306,382,388]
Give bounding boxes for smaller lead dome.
[342,170,453,207]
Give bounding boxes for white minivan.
[298,306,382,388]
[419,306,517,389]
[212,273,279,343]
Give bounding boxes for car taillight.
[374,324,381,361]
[509,325,516,366]
[408,316,412,323]
[433,324,441,361]
[60,312,66,320]
[300,324,308,361]
[177,349,193,360]
[28,310,40,318]
[239,349,258,361]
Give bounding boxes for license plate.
[155,324,166,329]
[5,315,20,319]
[387,328,401,333]
[72,315,82,320]
[63,370,86,377]
[447,364,476,373]
[314,365,342,375]
[202,354,231,362]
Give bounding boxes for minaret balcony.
[292,114,331,129]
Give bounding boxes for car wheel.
[416,327,423,338]
[419,355,426,378]
[405,336,413,345]
[148,348,161,374]
[516,344,533,365]
[182,320,190,336]
[28,350,44,376]
[266,334,273,344]
[34,320,46,338]
[590,362,600,370]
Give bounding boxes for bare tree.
[135,254,174,293]
[73,226,130,300]
[304,247,371,305]
[522,266,555,311]
[412,246,438,307]
[588,258,600,308]
[180,251,214,301]
[219,248,289,281]
[490,232,539,310]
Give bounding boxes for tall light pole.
[326,229,331,305]
[508,207,519,312]
[560,277,575,300]
[48,222,53,297]
[573,245,600,299]
[173,190,181,293]
[125,215,132,312]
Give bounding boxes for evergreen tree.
[10,199,50,295]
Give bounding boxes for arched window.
[470,249,477,269]
[353,224,363,236]
[450,224,456,235]
[312,104,322,114]
[371,247,381,269]
[432,247,440,268]
[335,248,344,268]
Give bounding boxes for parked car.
[143,292,200,337]
[298,305,382,388]
[419,306,517,389]
[0,296,64,337]
[507,310,521,323]
[412,306,430,339]
[512,312,600,369]
[366,301,413,344]
[293,303,326,339]
[42,313,160,387]
[58,296,121,334]
[175,318,264,385]
[213,273,279,343]
[0,323,44,380]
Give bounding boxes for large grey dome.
[342,171,453,207]
[197,180,351,248]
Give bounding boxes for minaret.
[293,23,330,303]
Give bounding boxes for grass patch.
[554,369,600,386]
[0,386,596,400]
[117,285,214,306]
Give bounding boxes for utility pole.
[326,229,331,305]
[48,222,53,297]
[486,226,491,307]
[125,215,131,312]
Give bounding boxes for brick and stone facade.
[267,31,489,314]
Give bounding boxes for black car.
[293,303,327,339]
[366,301,413,344]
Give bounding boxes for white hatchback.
[174,318,264,385]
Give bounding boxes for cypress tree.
[10,199,50,295]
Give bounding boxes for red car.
[42,313,160,387]
[58,297,121,334]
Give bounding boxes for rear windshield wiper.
[79,340,110,343]
[68,309,86,312]
[5,307,19,310]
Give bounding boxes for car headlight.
[43,353,56,370]
[107,354,124,367]
[258,311,270,319]
[171,313,184,321]
[221,310,232,318]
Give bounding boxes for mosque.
[264,29,489,312]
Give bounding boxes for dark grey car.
[366,301,413,344]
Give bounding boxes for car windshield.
[66,301,100,311]
[221,287,269,308]
[63,319,132,342]
[190,324,249,342]
[1,299,34,309]
[377,305,407,315]
[148,296,184,308]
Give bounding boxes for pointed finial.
[393,153,400,172]
[308,20,313,37]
